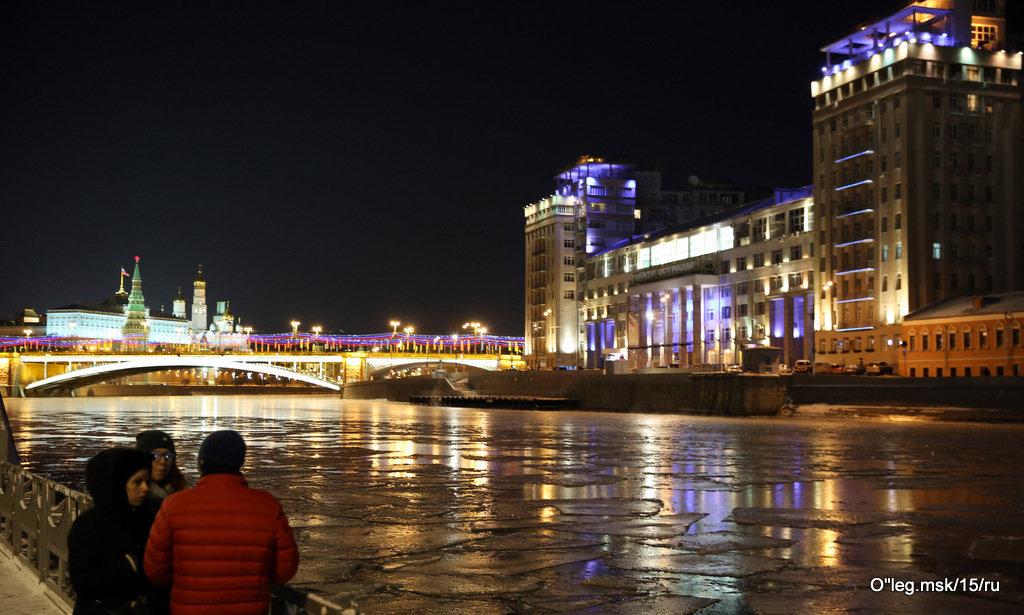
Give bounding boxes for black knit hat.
[198,430,246,474]
[136,429,175,453]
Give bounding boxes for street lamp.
[463,322,485,353]
[389,320,401,369]
[403,326,414,353]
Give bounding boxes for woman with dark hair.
[67,447,163,614]
[135,429,189,504]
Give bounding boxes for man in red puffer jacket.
[144,430,299,614]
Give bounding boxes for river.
[4,395,1023,614]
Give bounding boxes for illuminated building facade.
[582,188,815,370]
[811,0,1022,370]
[524,156,637,368]
[901,291,1024,377]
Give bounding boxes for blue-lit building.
[581,188,815,370]
[525,156,638,368]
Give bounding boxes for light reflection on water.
[5,395,1024,611]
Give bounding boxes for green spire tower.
[122,255,150,345]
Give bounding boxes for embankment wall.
[344,372,786,415]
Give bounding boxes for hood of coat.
[85,447,152,512]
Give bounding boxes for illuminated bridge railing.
[2,332,525,355]
[0,460,362,614]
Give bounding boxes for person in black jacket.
[67,447,162,614]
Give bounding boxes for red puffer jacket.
[144,473,299,615]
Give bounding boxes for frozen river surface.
[5,395,1024,614]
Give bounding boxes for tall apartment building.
[524,156,637,368]
[811,0,1022,368]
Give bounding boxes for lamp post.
[24,328,31,352]
[389,320,400,370]
[463,322,485,354]
[403,326,414,353]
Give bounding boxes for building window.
[790,245,802,260]
[564,239,575,248]
[721,259,730,272]
[963,330,972,349]
[896,243,903,259]
[564,290,574,299]
[771,249,783,265]
[564,256,575,266]
[932,242,941,259]
[721,306,731,319]
[753,253,765,268]
[564,273,575,282]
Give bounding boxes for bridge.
[12,351,521,395]
[2,331,525,395]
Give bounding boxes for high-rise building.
[811,0,1021,367]
[191,264,208,334]
[524,156,637,368]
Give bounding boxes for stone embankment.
[345,370,1024,419]
[344,371,787,416]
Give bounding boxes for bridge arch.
[25,356,341,394]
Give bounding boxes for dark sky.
[2,1,1010,335]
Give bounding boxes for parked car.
[778,363,793,375]
[793,359,812,373]
[843,363,865,375]
[725,364,743,373]
[828,363,844,374]
[814,362,832,374]
[865,361,894,375]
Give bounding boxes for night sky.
[2,1,1013,336]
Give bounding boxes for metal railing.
[0,394,362,614]
[0,459,361,614]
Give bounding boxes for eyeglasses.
[151,452,176,461]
